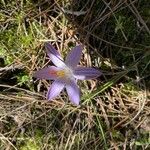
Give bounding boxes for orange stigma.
[49,70,65,77]
[49,70,57,76]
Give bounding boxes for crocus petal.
[66,79,80,105]
[47,79,65,100]
[74,67,102,80]
[45,42,65,67]
[33,66,61,80]
[65,45,83,68]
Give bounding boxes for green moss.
[17,129,43,150]
[135,132,150,147]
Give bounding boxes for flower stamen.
[57,70,65,77]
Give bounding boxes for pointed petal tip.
[95,69,102,77]
[44,42,56,54]
[65,44,83,68]
[45,42,51,45]
[73,101,80,105]
[71,97,80,105]
[33,71,41,79]
[44,42,49,47]
[45,42,54,47]
[47,97,52,101]
[45,42,50,49]
[70,97,80,106]
[74,67,102,80]
[44,42,65,67]
[76,44,83,49]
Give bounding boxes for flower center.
[57,67,73,79]
[57,70,65,77]
[49,67,73,80]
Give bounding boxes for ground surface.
[0,0,150,149]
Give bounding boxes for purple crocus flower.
[33,43,101,105]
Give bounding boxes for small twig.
[60,7,87,16]
[0,64,24,72]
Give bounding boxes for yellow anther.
[57,70,65,77]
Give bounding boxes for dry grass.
[0,0,150,149]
